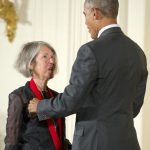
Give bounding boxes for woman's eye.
[43,55,47,58]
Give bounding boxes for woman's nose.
[49,57,54,64]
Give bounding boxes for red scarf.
[29,79,62,150]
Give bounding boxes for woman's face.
[31,45,56,81]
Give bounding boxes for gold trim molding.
[0,0,18,42]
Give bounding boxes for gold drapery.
[0,0,18,42]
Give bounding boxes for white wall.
[0,0,150,149]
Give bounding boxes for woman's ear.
[28,62,34,70]
[28,62,35,75]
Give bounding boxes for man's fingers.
[29,98,39,105]
[28,98,39,114]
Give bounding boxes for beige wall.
[0,0,149,149]
[142,0,150,149]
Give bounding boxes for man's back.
[73,27,147,150]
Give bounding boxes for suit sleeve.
[133,53,148,118]
[37,44,98,120]
[4,93,23,150]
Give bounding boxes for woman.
[4,41,71,150]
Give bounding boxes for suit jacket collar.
[98,27,123,39]
[98,24,120,37]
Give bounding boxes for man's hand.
[28,98,39,114]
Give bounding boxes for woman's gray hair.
[14,41,58,78]
[85,0,119,18]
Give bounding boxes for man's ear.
[93,8,103,20]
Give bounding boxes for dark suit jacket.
[37,27,148,150]
[4,81,67,150]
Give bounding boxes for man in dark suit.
[28,0,148,149]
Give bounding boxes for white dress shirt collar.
[97,24,120,38]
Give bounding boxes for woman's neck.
[33,78,47,91]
